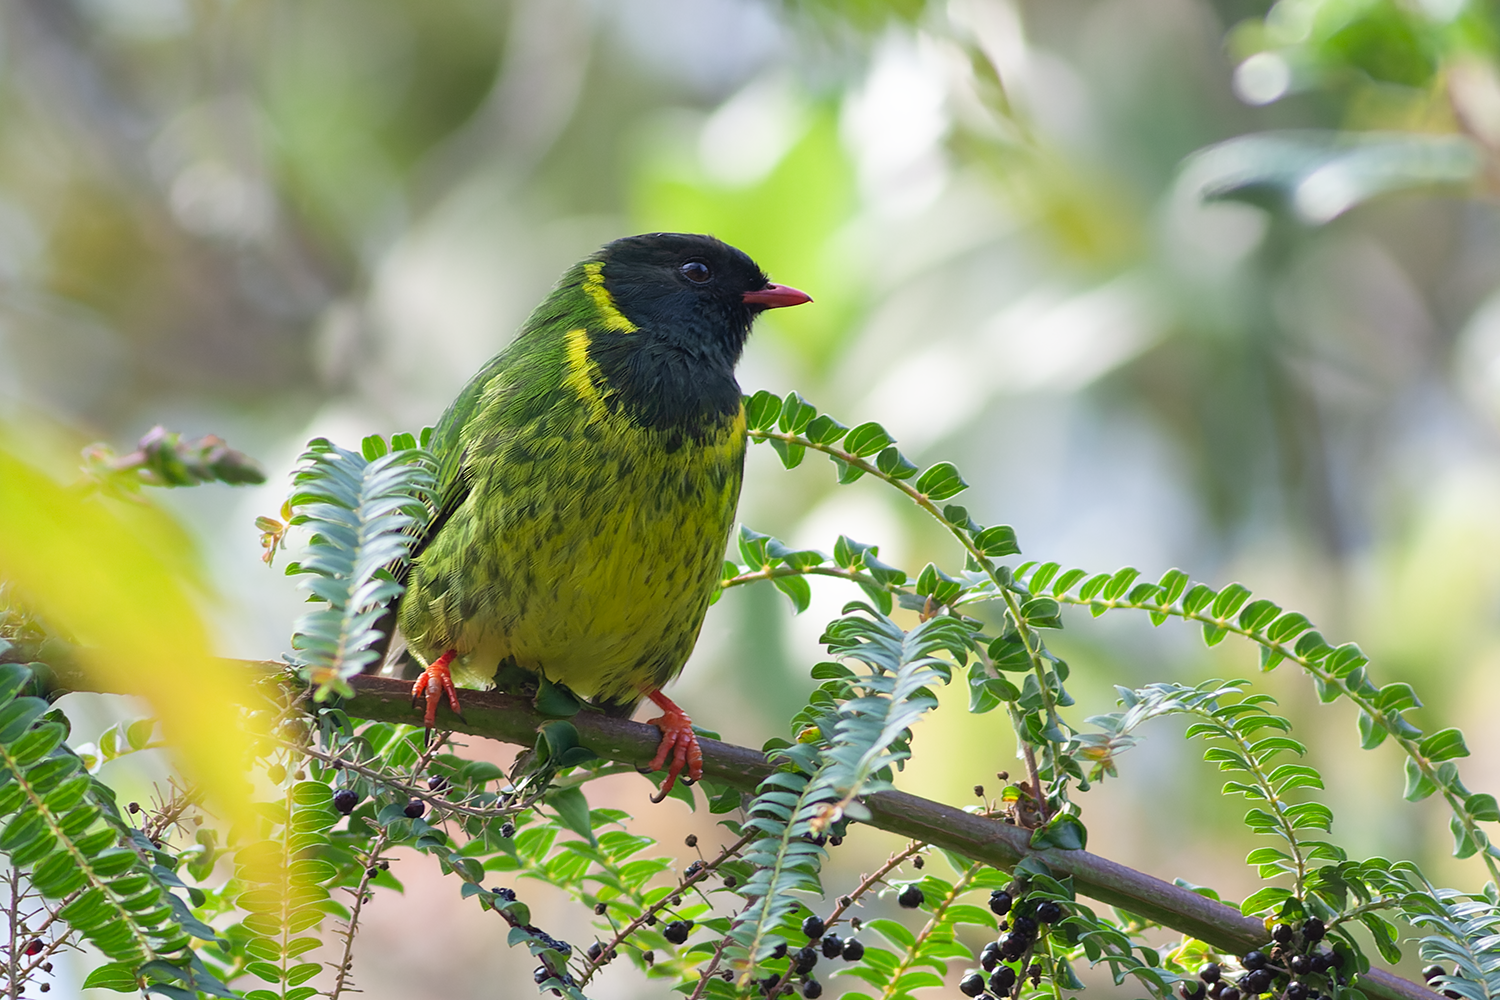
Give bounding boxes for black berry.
[333,789,359,814]
[989,889,1013,915]
[1301,918,1324,942]
[793,946,819,974]
[1288,955,1309,975]
[684,834,698,847]
[1326,950,1343,969]
[802,914,826,941]
[1272,923,1294,944]
[685,861,704,878]
[594,902,607,915]
[1285,983,1309,1000]
[492,886,516,901]
[663,920,692,945]
[841,938,864,962]
[1200,963,1222,983]
[533,967,550,984]
[1242,951,1268,971]
[961,972,987,997]
[1027,963,1043,984]
[821,934,844,958]
[500,822,515,838]
[773,942,788,960]
[998,932,1027,962]
[1180,983,1207,1000]
[427,775,450,792]
[989,966,1018,994]
[803,980,823,999]
[1241,970,1273,995]
[403,798,425,818]
[1423,966,1447,982]
[980,941,1001,971]
[1221,989,1241,1000]
[586,943,602,962]
[1034,900,1063,924]
[898,884,924,908]
[1010,916,1038,941]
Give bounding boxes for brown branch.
[52,662,1436,1000]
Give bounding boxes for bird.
[389,232,810,800]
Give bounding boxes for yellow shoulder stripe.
[563,327,609,420]
[582,262,639,333]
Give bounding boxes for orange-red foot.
[643,691,703,804]
[410,649,464,728]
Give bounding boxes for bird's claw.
[644,691,702,804]
[410,650,464,728]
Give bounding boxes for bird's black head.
[586,233,810,432]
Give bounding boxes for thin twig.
[328,828,391,1000]
[578,829,757,987]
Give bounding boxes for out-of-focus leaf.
[1179,130,1480,224]
[0,437,258,830]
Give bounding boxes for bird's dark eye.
[680,260,711,283]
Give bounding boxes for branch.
[52,661,1435,1000]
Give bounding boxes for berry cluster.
[749,913,867,997]
[1178,919,1347,1000]
[959,879,1064,999]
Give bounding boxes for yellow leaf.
[0,441,258,830]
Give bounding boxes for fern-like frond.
[285,436,435,700]
[0,663,232,999]
[727,607,970,979]
[1410,881,1500,1000]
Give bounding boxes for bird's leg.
[410,649,464,727]
[643,690,703,804]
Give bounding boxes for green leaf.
[866,918,916,950]
[1020,597,1062,628]
[1403,758,1437,802]
[1031,813,1087,850]
[1101,567,1140,600]
[83,963,140,992]
[915,462,968,501]
[0,697,49,743]
[778,391,815,434]
[1210,583,1252,620]
[1052,568,1088,595]
[875,446,918,480]
[1358,912,1402,965]
[1466,792,1499,822]
[768,437,805,469]
[1238,598,1281,632]
[1418,728,1468,761]
[1240,886,1293,915]
[745,390,781,430]
[1357,710,1387,750]
[1373,682,1420,713]
[844,422,892,457]
[772,575,812,613]
[804,413,849,445]
[1267,612,1312,643]
[974,525,1020,557]
[545,787,596,846]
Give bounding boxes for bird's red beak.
[743,283,812,309]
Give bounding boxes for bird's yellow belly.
[401,404,745,709]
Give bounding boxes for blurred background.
[4,0,1500,995]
